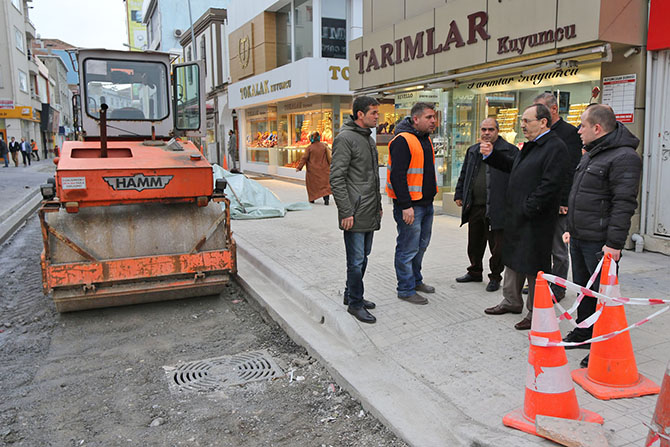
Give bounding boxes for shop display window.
[245,106,277,164]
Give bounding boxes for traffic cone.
[503,272,603,437]
[646,361,670,447]
[223,152,229,170]
[572,254,660,399]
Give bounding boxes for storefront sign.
[322,18,347,59]
[0,106,36,121]
[240,79,292,100]
[278,98,321,114]
[328,66,349,80]
[497,25,577,55]
[394,91,440,108]
[355,12,490,74]
[0,99,14,110]
[602,74,636,124]
[466,67,580,89]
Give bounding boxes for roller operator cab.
[39,49,236,312]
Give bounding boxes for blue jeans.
[343,231,374,309]
[2,153,8,167]
[570,238,605,337]
[393,203,433,297]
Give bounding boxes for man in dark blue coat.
[481,104,567,330]
[454,118,516,292]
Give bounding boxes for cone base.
[572,368,660,400]
[503,406,603,437]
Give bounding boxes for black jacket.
[0,139,7,155]
[388,117,437,209]
[567,122,641,249]
[454,137,517,230]
[484,131,567,274]
[9,141,20,153]
[551,118,582,206]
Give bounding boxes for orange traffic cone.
[646,361,670,447]
[223,153,229,170]
[503,272,603,436]
[572,254,660,399]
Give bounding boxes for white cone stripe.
[531,307,558,332]
[526,364,574,394]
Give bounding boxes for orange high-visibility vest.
[386,132,438,200]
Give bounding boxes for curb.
[234,233,538,447]
[0,188,42,245]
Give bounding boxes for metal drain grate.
[166,350,284,392]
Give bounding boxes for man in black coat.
[454,117,516,292]
[8,136,20,167]
[0,135,8,168]
[562,104,642,367]
[533,93,582,301]
[481,103,567,330]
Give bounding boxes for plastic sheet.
[212,165,311,220]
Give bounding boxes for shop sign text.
[328,66,349,80]
[498,25,577,55]
[355,11,490,74]
[466,67,580,89]
[240,79,292,100]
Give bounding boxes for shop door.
[648,50,670,238]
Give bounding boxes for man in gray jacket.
[330,96,383,324]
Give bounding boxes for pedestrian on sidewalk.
[562,104,642,369]
[228,129,238,172]
[30,139,40,161]
[482,103,567,330]
[386,102,438,305]
[0,135,8,168]
[9,137,20,167]
[296,131,332,205]
[454,118,516,292]
[20,138,31,166]
[330,96,383,324]
[533,93,582,302]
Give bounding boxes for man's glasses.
[480,127,496,132]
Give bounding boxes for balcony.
[24,18,36,39]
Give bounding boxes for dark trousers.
[551,214,569,299]
[466,205,504,281]
[21,151,31,166]
[343,231,374,309]
[569,238,605,337]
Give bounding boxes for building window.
[148,9,160,45]
[293,0,313,61]
[321,0,347,59]
[18,70,28,93]
[15,28,25,53]
[11,0,21,12]
[187,47,192,62]
[276,3,292,67]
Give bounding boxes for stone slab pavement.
[232,178,670,447]
[0,157,56,244]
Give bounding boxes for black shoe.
[456,273,482,283]
[343,297,376,309]
[486,280,500,292]
[309,200,315,203]
[398,293,428,305]
[580,354,589,369]
[347,306,376,324]
[484,303,522,315]
[562,330,591,349]
[323,196,329,205]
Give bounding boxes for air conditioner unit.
[174,29,183,38]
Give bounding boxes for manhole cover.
[165,350,283,392]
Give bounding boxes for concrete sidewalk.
[0,158,56,244]
[233,178,670,447]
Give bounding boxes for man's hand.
[602,245,621,262]
[479,141,493,157]
[562,232,570,244]
[402,207,414,225]
[341,216,354,231]
[559,206,568,215]
[455,199,463,207]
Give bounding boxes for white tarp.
[212,165,311,220]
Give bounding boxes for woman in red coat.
[296,132,332,205]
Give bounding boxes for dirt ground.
[0,216,407,447]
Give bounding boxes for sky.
[29,0,128,50]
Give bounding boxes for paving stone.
[535,415,608,447]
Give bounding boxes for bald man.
[454,118,517,292]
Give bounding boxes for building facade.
[0,0,43,156]
[227,0,362,180]
[180,8,231,167]
[350,0,650,249]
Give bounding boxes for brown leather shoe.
[514,316,532,330]
[398,293,428,305]
[484,304,522,315]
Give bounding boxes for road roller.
[39,49,236,312]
